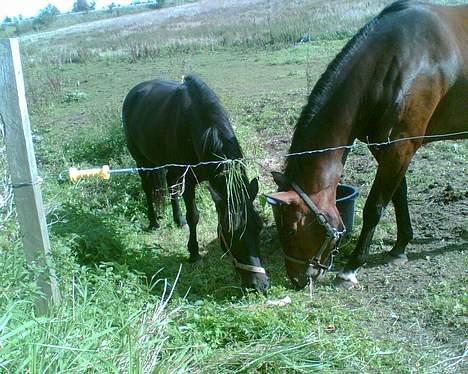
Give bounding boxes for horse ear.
[248,177,259,201]
[271,171,290,190]
[265,191,300,206]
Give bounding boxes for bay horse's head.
[210,177,269,293]
[266,171,345,289]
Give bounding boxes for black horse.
[122,74,269,292]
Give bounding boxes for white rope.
[103,130,468,175]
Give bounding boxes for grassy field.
[1,0,467,372]
[0,1,197,38]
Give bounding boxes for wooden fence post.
[0,38,60,314]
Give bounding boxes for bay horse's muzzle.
[289,265,324,290]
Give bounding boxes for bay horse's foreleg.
[183,180,201,263]
[370,148,414,262]
[166,171,188,228]
[337,141,420,287]
[338,81,443,287]
[387,176,413,264]
[139,169,159,230]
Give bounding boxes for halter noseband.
[218,226,266,275]
[281,176,345,273]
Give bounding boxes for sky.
[1,0,134,20]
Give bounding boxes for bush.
[148,0,165,9]
[72,0,96,13]
[14,22,34,36]
[32,4,61,30]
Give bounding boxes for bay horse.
[266,0,467,289]
[122,74,269,292]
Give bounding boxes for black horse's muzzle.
[236,263,270,293]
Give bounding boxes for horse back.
[424,4,468,139]
[355,2,467,142]
[122,79,186,164]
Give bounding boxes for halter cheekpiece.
[281,176,346,273]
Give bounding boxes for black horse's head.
[209,177,269,293]
[182,74,269,292]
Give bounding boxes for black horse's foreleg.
[183,181,201,263]
[167,171,188,227]
[388,176,413,261]
[139,170,159,230]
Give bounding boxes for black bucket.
[336,184,359,235]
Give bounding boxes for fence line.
[89,130,468,177]
[8,130,465,184]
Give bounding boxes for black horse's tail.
[121,108,168,214]
[151,168,168,215]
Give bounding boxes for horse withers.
[266,0,467,289]
[122,74,269,292]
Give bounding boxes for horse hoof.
[145,223,160,232]
[334,278,357,290]
[334,271,358,290]
[387,253,408,266]
[188,254,202,264]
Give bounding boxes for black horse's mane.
[293,0,412,133]
[182,74,243,161]
[183,75,251,230]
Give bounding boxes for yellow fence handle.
[69,165,111,182]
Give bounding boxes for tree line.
[2,1,162,26]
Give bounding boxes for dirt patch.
[259,109,467,369]
[344,144,466,369]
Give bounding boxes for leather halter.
[281,176,345,272]
[218,226,266,274]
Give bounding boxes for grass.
[0,258,179,371]
[1,0,467,372]
[20,0,387,67]
[20,0,465,67]
[0,1,198,39]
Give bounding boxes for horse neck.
[286,115,355,194]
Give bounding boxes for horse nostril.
[255,276,270,292]
[306,267,321,279]
[292,276,308,290]
[246,274,269,293]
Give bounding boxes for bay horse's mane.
[293,0,412,133]
[285,0,413,181]
[182,74,243,161]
